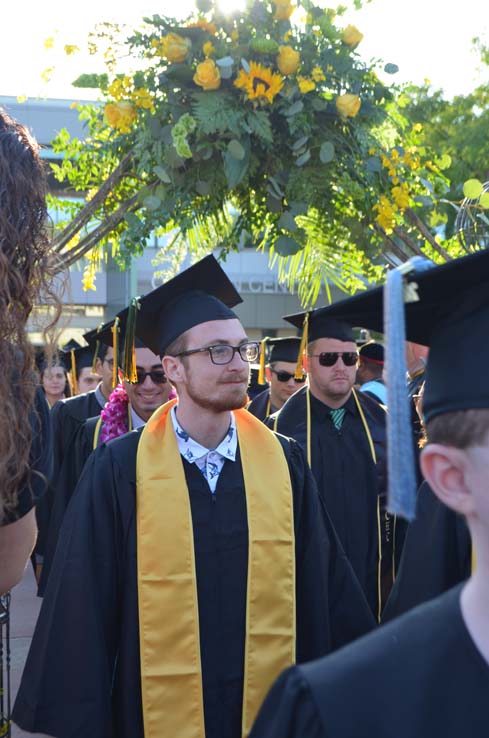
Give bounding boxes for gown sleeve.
[248,666,324,738]
[13,442,128,738]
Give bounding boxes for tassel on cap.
[258,337,268,385]
[111,317,120,389]
[70,349,78,395]
[384,256,433,521]
[91,321,104,373]
[123,298,140,383]
[295,312,309,380]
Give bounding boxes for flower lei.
[100,383,129,443]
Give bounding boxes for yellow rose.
[335,93,361,118]
[342,25,363,48]
[104,101,137,133]
[274,0,294,20]
[297,76,315,94]
[276,46,300,76]
[193,59,221,91]
[161,33,191,63]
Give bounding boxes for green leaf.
[196,180,212,196]
[419,177,433,194]
[246,110,273,143]
[143,196,162,211]
[413,195,433,207]
[479,192,489,209]
[228,139,246,160]
[241,58,250,73]
[319,142,335,163]
[72,73,108,89]
[384,63,399,74]
[216,56,234,67]
[436,154,452,171]
[366,156,382,172]
[165,64,194,83]
[292,135,309,151]
[288,201,308,216]
[277,211,298,231]
[153,165,171,183]
[285,100,304,117]
[274,236,302,256]
[295,150,311,167]
[223,137,250,189]
[311,97,328,111]
[463,179,484,199]
[268,176,284,198]
[266,193,283,213]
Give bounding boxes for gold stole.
[136,400,296,738]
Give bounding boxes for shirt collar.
[170,405,237,463]
[130,405,146,430]
[95,382,107,409]
[309,388,356,418]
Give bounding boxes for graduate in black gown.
[271,314,393,618]
[250,249,489,738]
[247,337,306,422]
[36,327,115,595]
[13,255,374,738]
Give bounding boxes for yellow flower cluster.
[187,19,217,35]
[373,195,398,234]
[311,66,326,82]
[234,62,284,104]
[273,0,295,21]
[82,263,97,292]
[107,76,132,101]
[203,41,215,57]
[342,25,363,49]
[391,182,411,210]
[132,88,155,112]
[276,46,300,76]
[297,76,315,94]
[194,59,221,90]
[105,101,138,134]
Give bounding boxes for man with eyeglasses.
[14,256,374,738]
[248,337,306,422]
[273,311,391,619]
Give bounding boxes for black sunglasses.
[134,369,167,384]
[309,351,358,367]
[271,369,307,383]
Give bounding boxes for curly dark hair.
[0,108,61,523]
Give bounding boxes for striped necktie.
[330,408,345,431]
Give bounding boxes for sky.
[1,0,488,101]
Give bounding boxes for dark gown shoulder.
[251,585,489,738]
[247,388,272,422]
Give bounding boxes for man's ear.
[420,444,475,517]
[265,366,272,383]
[162,355,185,385]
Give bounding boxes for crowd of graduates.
[1,106,488,738]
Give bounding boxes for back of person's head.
[0,108,60,522]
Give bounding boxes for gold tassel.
[70,349,78,395]
[123,298,139,383]
[295,313,309,380]
[91,321,104,373]
[258,337,268,385]
[111,317,120,389]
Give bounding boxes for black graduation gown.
[250,584,489,738]
[13,429,375,738]
[274,386,395,614]
[382,481,471,622]
[247,388,274,422]
[36,390,104,595]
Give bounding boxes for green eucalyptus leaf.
[153,165,171,183]
[436,153,452,170]
[241,58,250,73]
[216,56,234,67]
[479,192,489,209]
[228,139,246,160]
[413,195,433,207]
[295,150,311,167]
[196,180,212,196]
[274,235,302,256]
[223,137,250,188]
[165,64,194,83]
[125,213,141,228]
[419,177,434,194]
[266,193,283,213]
[219,65,233,79]
[463,179,484,199]
[292,135,309,151]
[285,100,304,117]
[268,176,284,198]
[143,196,162,211]
[277,211,298,231]
[288,201,308,216]
[384,63,399,74]
[319,141,335,163]
[366,156,382,172]
[311,97,328,111]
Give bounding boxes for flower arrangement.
[51,0,451,301]
[100,384,130,443]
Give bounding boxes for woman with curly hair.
[0,108,60,594]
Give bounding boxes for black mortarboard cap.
[359,341,384,364]
[268,337,303,364]
[283,311,355,343]
[128,255,242,357]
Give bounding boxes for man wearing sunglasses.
[273,311,391,619]
[248,337,306,422]
[14,256,375,738]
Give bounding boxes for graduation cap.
[60,340,98,395]
[115,255,242,380]
[359,341,384,365]
[302,250,489,520]
[257,336,303,384]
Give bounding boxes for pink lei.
[100,384,129,443]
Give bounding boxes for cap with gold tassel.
[257,337,269,385]
[70,349,79,395]
[111,317,120,389]
[294,312,309,380]
[91,322,105,373]
[122,297,140,383]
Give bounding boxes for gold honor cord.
[136,401,295,738]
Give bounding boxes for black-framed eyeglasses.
[309,351,358,367]
[174,341,260,365]
[271,369,307,384]
[134,369,168,385]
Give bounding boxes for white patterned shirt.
[170,406,237,493]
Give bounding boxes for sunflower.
[234,62,284,104]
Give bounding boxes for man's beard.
[186,377,248,412]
